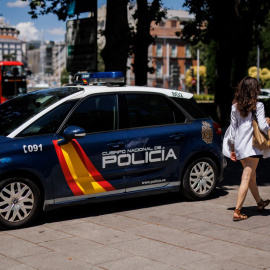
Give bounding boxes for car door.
[122,92,189,192]
[52,93,127,203]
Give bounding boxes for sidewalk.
[0,158,270,270]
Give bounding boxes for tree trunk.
[101,0,130,77]
[133,0,150,86]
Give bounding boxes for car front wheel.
[0,177,41,229]
[182,157,218,200]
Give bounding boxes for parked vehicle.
[0,71,225,229]
[0,61,27,103]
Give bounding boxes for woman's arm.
[256,102,269,135]
[228,106,237,161]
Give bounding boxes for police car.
[0,71,225,229]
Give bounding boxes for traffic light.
[170,64,180,89]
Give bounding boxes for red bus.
[0,61,27,103]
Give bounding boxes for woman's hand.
[230,151,237,162]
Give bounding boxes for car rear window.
[172,97,208,119]
[0,87,82,136]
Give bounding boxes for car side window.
[125,93,185,128]
[18,101,76,137]
[65,94,118,133]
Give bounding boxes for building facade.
[128,10,196,90]
[0,16,24,62]
[97,6,196,90]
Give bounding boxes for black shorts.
[249,155,263,158]
[240,154,262,160]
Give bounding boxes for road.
[0,158,270,269]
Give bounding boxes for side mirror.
[58,126,86,146]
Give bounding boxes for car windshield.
[0,87,82,136]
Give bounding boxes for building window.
[10,44,15,49]
[185,45,191,58]
[171,44,177,58]
[156,63,163,78]
[16,45,21,49]
[159,21,165,27]
[156,44,163,57]
[171,21,177,28]
[4,44,8,48]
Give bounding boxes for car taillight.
[212,121,222,135]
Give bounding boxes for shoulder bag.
[252,110,270,150]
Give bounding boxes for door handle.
[170,134,184,141]
[107,141,125,149]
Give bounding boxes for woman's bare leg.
[235,157,259,211]
[248,170,261,204]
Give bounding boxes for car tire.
[0,177,41,229]
[181,157,218,200]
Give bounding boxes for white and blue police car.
[0,71,225,229]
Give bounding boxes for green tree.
[247,16,270,76]
[182,0,270,126]
[61,68,69,85]
[3,53,16,61]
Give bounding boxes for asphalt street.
[0,158,270,270]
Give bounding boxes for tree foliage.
[182,0,270,125]
[21,0,73,20]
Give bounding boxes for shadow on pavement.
[221,157,270,187]
[34,186,229,228]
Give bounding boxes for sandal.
[233,208,248,221]
[257,199,270,211]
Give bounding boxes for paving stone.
[83,213,148,229]
[181,258,258,270]
[8,225,72,243]
[124,223,212,247]
[39,237,133,265]
[54,221,140,245]
[0,254,36,270]
[187,223,270,250]
[18,252,101,270]
[0,235,49,259]
[119,210,210,231]
[98,256,182,270]
[110,238,210,267]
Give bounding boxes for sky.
[0,0,186,42]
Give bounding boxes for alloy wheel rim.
[189,162,215,195]
[0,182,34,223]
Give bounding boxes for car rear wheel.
[0,177,41,229]
[182,157,218,200]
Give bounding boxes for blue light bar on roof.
[73,71,125,85]
[89,71,124,84]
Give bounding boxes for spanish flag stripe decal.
[53,139,115,196]
[71,140,115,191]
[60,142,105,194]
[53,140,84,196]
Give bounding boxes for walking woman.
[226,76,270,221]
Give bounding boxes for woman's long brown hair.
[233,76,261,117]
